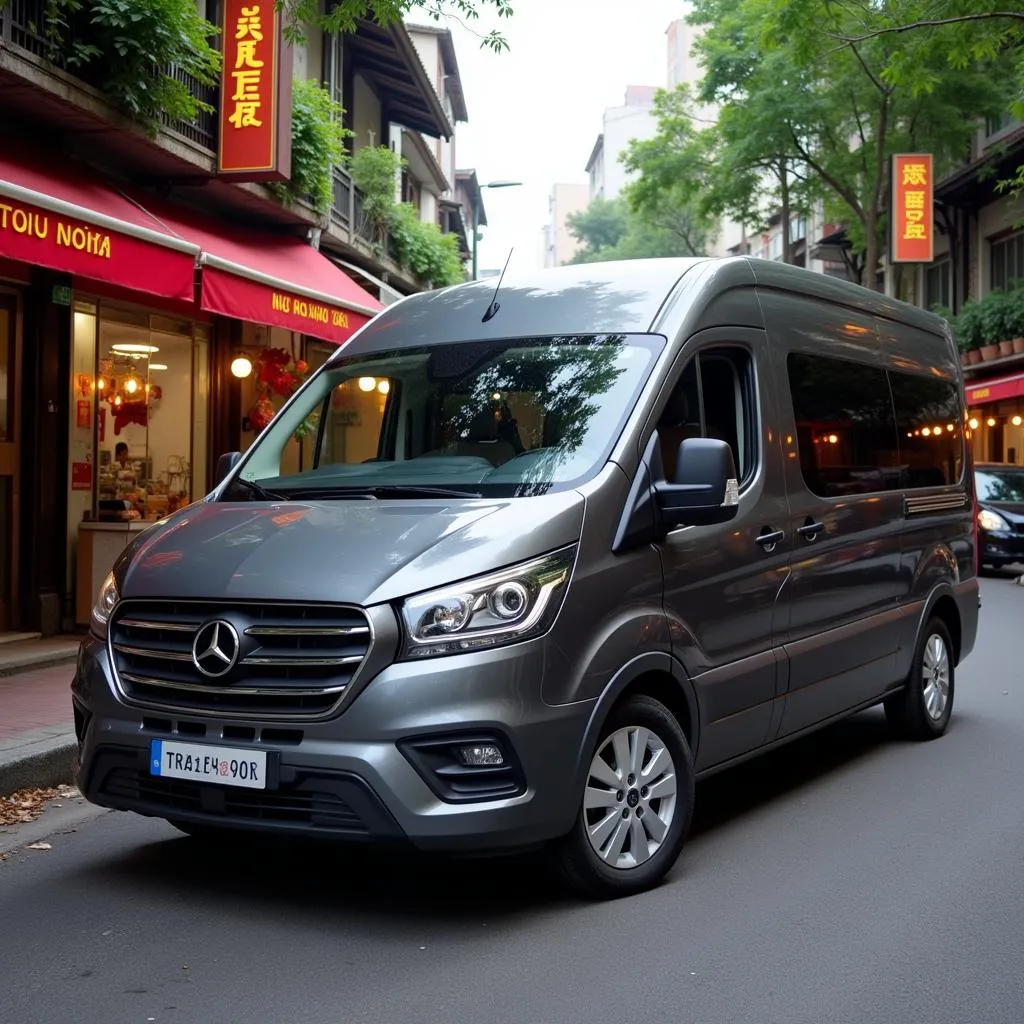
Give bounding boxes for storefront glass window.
[91,305,207,522]
[67,301,98,597]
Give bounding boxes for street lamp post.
[472,179,522,280]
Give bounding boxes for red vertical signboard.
[891,154,934,263]
[217,1,292,181]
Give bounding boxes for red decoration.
[71,461,92,491]
[247,347,312,435]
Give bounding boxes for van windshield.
[231,333,664,499]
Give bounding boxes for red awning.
[965,373,1024,406]
[138,202,382,346]
[0,151,198,302]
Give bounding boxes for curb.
[0,733,77,797]
[0,652,77,679]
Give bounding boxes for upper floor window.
[985,113,1017,139]
[925,258,951,312]
[991,230,1024,292]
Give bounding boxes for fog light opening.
[455,743,505,768]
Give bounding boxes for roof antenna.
[482,248,513,323]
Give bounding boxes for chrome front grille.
[109,601,372,720]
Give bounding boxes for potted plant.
[1008,286,1024,355]
[978,290,1009,360]
[952,301,984,364]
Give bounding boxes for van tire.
[553,694,695,899]
[884,617,955,740]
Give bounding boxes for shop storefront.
[965,372,1024,465]
[0,147,381,635]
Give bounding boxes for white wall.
[601,104,657,200]
[352,75,382,149]
[546,182,590,266]
[975,192,1024,296]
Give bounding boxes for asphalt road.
[3,577,1024,1024]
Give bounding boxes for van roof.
[339,256,948,356]
[345,258,707,352]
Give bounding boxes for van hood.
[114,494,585,607]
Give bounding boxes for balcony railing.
[331,164,382,249]
[158,63,218,153]
[3,0,217,153]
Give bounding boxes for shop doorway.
[0,293,20,631]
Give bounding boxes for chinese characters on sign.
[230,5,264,130]
[891,154,934,263]
[217,1,292,181]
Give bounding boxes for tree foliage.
[36,0,221,132]
[628,0,1019,288]
[270,79,352,215]
[565,196,712,266]
[276,0,513,51]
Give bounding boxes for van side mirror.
[654,437,739,527]
[215,451,241,486]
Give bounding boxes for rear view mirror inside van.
[655,436,740,528]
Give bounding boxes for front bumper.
[979,528,1024,568]
[72,636,592,853]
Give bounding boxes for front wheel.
[884,617,955,740]
[553,694,695,899]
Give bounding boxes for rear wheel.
[884,617,954,740]
[553,694,695,899]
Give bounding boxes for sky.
[437,0,686,274]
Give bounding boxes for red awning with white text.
[139,203,382,346]
[0,151,199,302]
[965,373,1024,406]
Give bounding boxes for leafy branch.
[274,0,513,52]
[833,11,1024,45]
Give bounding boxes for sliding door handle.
[797,519,824,541]
[755,528,785,552]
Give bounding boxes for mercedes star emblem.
[191,619,240,678]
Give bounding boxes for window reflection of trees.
[445,336,625,446]
[314,335,634,496]
[976,470,1024,504]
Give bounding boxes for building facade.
[0,2,481,636]
[542,183,591,267]
[585,86,659,203]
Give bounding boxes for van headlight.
[399,548,576,659]
[90,571,119,638]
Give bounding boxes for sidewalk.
[0,639,80,796]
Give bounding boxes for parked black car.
[976,462,1024,572]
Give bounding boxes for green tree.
[276,0,513,51]
[686,0,1017,288]
[566,197,710,265]
[624,85,812,265]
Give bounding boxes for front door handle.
[755,528,785,552]
[797,518,824,541]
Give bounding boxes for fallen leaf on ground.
[26,842,52,851]
[0,786,64,826]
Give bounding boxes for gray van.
[72,257,980,898]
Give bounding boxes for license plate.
[149,739,267,790]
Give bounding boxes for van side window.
[658,349,756,485]
[889,373,964,487]
[787,353,900,497]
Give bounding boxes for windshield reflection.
[233,334,663,499]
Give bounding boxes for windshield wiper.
[232,477,288,502]
[286,484,483,500]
